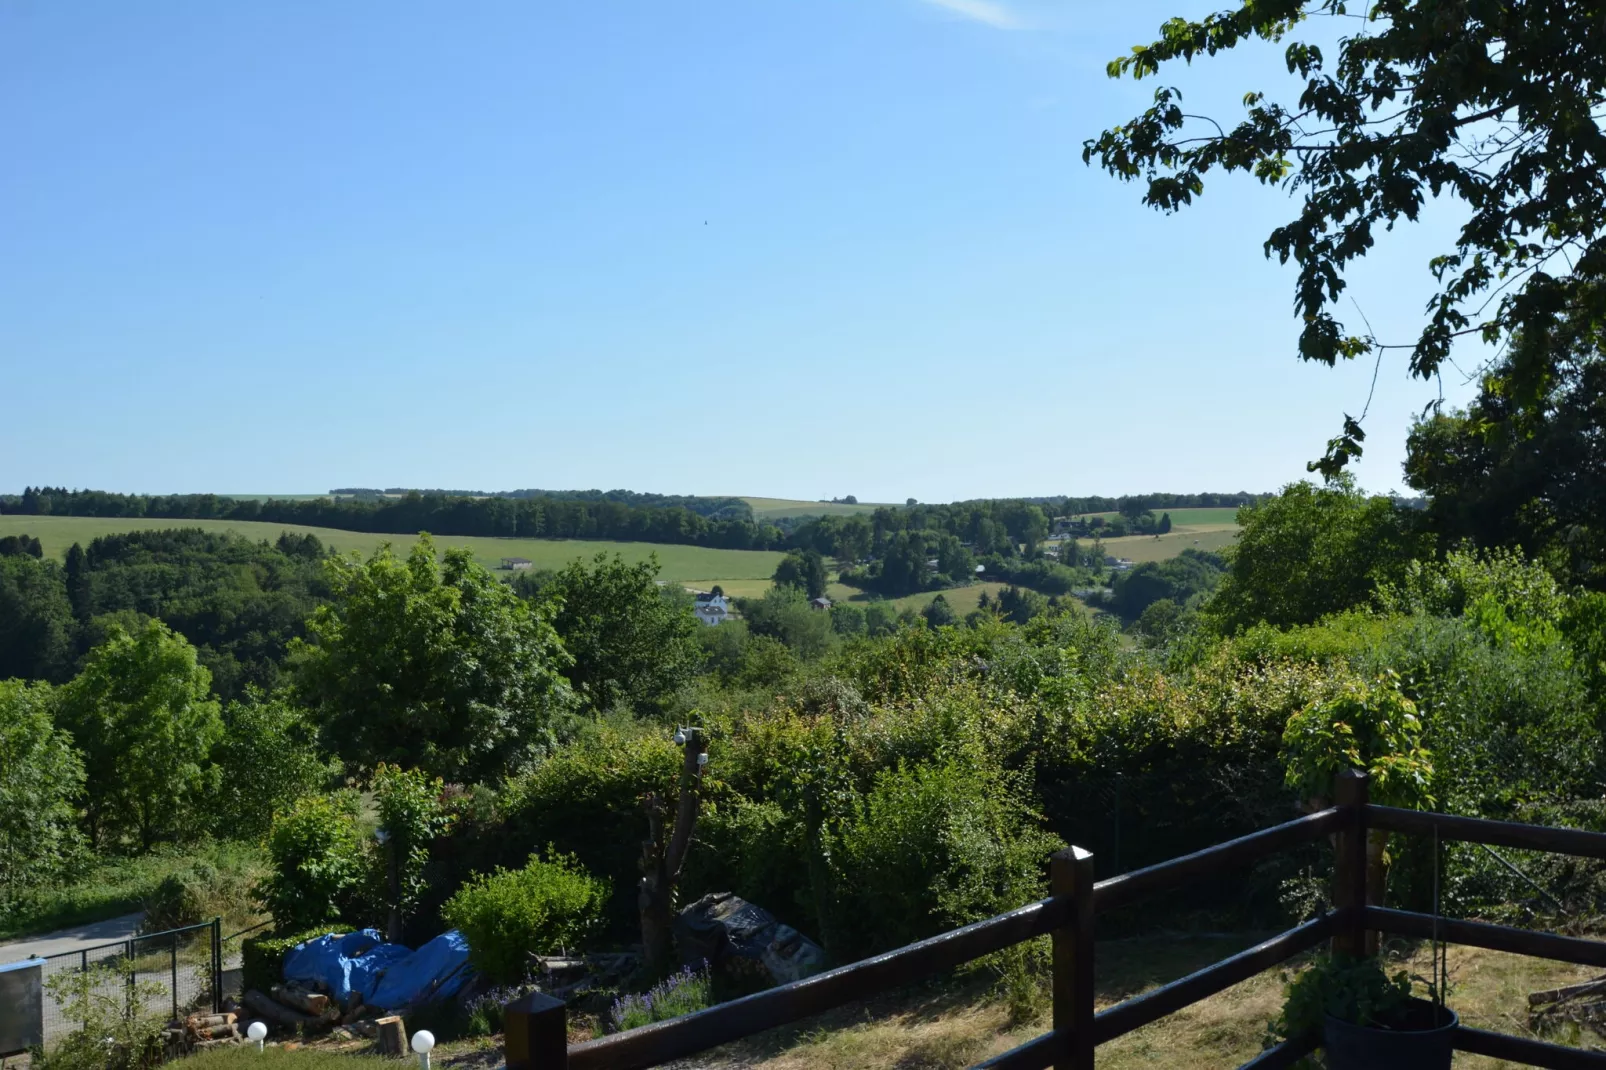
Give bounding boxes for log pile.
[1530,976,1606,1038]
[163,1012,243,1056]
[529,950,640,1006]
[240,983,343,1034]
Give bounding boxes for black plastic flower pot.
[1323,997,1457,1070]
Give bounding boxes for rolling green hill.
[741,497,893,520]
[0,515,785,584]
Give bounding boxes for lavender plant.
[609,964,712,1032]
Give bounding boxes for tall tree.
[1205,480,1429,632]
[538,553,703,715]
[1087,1,1606,477]
[0,680,85,904]
[209,688,331,840]
[774,549,829,600]
[293,535,575,783]
[57,620,223,850]
[0,555,76,683]
[1406,321,1606,587]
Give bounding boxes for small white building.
[501,557,533,571]
[693,592,730,626]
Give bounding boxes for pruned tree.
[638,726,708,978]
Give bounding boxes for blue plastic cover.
[281,929,475,1010]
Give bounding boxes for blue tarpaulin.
[281,929,475,1010]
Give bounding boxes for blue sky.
[1,0,1479,502]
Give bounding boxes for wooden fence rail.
[505,769,1606,1069]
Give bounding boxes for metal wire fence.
[32,919,221,1046]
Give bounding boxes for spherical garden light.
[247,1021,268,1051]
[411,1029,435,1070]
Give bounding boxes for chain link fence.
[31,920,221,1047]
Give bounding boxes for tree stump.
[375,1016,407,1058]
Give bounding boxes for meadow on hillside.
[0,515,786,582]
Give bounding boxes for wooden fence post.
[1052,845,1095,1070]
[1332,769,1371,957]
[505,991,568,1070]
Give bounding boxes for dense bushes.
[826,756,1063,957]
[259,792,369,931]
[141,846,269,932]
[241,927,336,997]
[442,852,609,984]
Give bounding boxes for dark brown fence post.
[1332,769,1371,957]
[505,991,568,1070]
[1051,845,1095,1070]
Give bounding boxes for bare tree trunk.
[639,729,707,978]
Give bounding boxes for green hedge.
[241,927,339,996]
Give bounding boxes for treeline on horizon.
[329,487,754,521]
[1,486,1270,554]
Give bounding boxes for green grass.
[0,516,786,583]
[741,497,894,520]
[0,842,267,942]
[1089,527,1240,564]
[186,1047,393,1070]
[1079,507,1244,526]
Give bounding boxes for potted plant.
[1269,952,1456,1069]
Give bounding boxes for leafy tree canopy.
[0,680,85,903]
[57,620,224,850]
[1087,0,1606,476]
[293,534,575,783]
[535,553,703,715]
[1207,480,1430,632]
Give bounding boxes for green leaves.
[1281,670,1434,810]
[442,851,609,984]
[1089,0,1606,473]
[56,620,223,850]
[258,791,368,931]
[294,534,575,783]
[0,680,85,907]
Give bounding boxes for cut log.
[243,989,319,1028]
[188,1024,239,1042]
[374,1015,407,1058]
[270,983,331,1016]
[186,1013,238,1033]
[1530,976,1606,1006]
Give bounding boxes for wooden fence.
[503,769,1606,1069]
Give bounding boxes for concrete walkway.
[0,912,145,965]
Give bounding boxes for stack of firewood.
[163,1012,243,1057]
[241,983,344,1034]
[1530,977,1606,1038]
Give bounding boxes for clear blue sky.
[1,0,1478,502]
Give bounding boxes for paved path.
[0,912,145,965]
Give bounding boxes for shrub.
[442,851,609,984]
[610,965,712,1032]
[493,728,677,938]
[240,927,337,997]
[142,846,269,932]
[826,754,1063,959]
[36,964,166,1070]
[258,791,369,931]
[209,688,331,841]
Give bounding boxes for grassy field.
[742,497,893,520]
[0,516,786,585]
[1080,507,1244,526]
[1084,526,1240,564]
